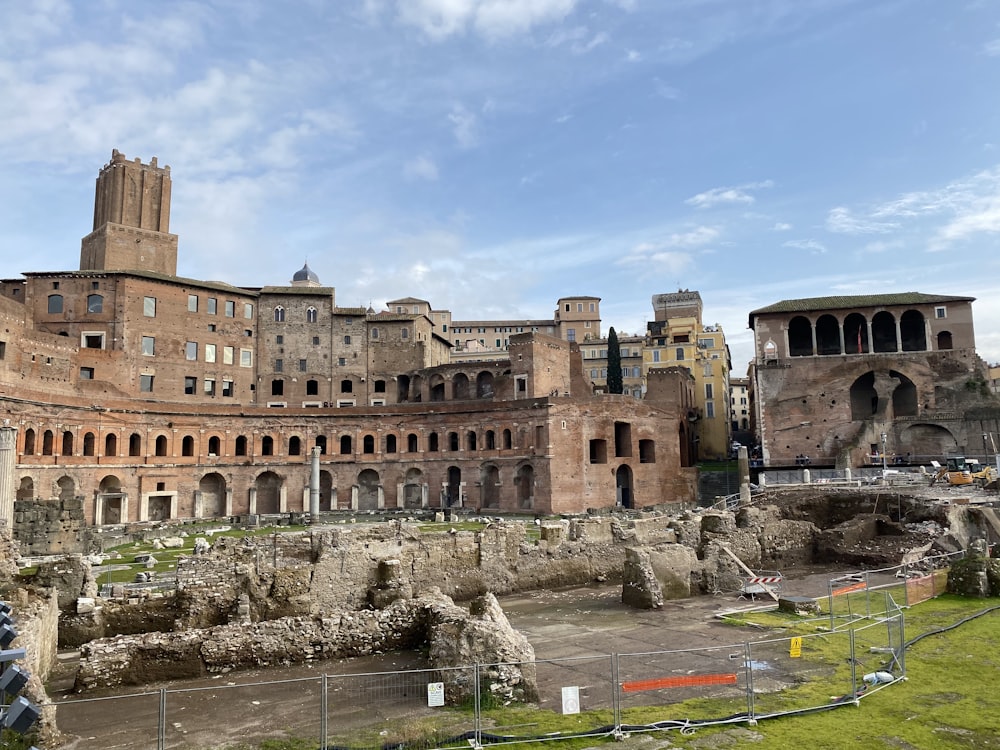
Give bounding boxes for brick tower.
[79,149,179,276]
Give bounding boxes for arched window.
[315,435,327,454]
[467,431,477,451]
[87,294,103,313]
[62,431,74,456]
[363,435,375,454]
[23,429,35,455]
[155,435,168,456]
[235,435,248,456]
[448,431,459,451]
[306,379,319,396]
[341,379,353,393]
[407,433,418,452]
[306,306,318,323]
[182,435,195,456]
[129,433,142,456]
[340,435,352,454]
[105,433,117,456]
[261,436,274,456]
[428,432,439,452]
[386,435,397,453]
[371,327,380,340]
[289,436,301,455]
[42,430,54,455]
[83,432,96,456]
[274,306,285,322]
[48,294,64,314]
[208,436,221,455]
[502,429,513,450]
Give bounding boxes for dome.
[291,262,320,287]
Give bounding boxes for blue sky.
[2,0,1000,371]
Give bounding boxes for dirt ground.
[47,566,857,750]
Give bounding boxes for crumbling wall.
[14,497,92,556]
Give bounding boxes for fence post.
[320,674,328,750]
[744,641,756,724]
[474,662,481,749]
[611,653,621,736]
[849,630,859,705]
[158,687,166,750]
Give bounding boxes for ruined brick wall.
[13,497,91,556]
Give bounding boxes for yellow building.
[581,334,646,397]
[644,291,732,460]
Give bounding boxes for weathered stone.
[622,547,663,609]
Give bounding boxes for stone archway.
[255,471,282,515]
[480,464,501,509]
[198,473,227,517]
[56,476,75,502]
[357,469,381,510]
[402,468,424,509]
[98,475,126,525]
[16,477,33,501]
[516,464,534,510]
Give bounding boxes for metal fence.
[49,598,912,750]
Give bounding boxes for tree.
[607,327,623,394]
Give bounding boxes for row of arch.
[22,462,543,522]
[21,425,526,459]
[397,371,498,403]
[779,310,952,358]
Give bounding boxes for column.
[0,426,16,526]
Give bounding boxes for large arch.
[516,464,534,509]
[255,471,282,514]
[871,310,897,353]
[788,315,813,357]
[57,475,75,501]
[320,470,334,511]
[397,374,411,403]
[453,373,470,400]
[446,466,462,507]
[844,313,868,354]
[357,468,380,510]
[815,314,841,355]
[476,371,495,399]
[199,473,227,517]
[899,423,959,458]
[480,464,501,509]
[402,467,424,509]
[900,310,927,352]
[16,477,33,501]
[850,372,878,421]
[429,374,446,402]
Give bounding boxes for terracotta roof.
[749,292,974,326]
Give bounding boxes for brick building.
[748,293,1000,467]
[0,151,696,527]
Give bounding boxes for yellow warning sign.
[789,637,802,658]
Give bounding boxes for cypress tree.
[607,327,623,394]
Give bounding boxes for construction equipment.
[928,456,975,486]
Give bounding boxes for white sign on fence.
[427,681,445,707]
[561,685,580,715]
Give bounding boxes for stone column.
[309,447,320,521]
[0,426,16,526]
[738,444,752,507]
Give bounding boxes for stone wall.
[14,497,92,556]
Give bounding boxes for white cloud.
[984,38,1000,56]
[772,222,792,231]
[783,239,826,254]
[448,103,478,148]
[685,180,773,208]
[396,0,577,40]
[652,78,680,100]
[403,155,440,181]
[825,206,900,234]
[625,49,641,62]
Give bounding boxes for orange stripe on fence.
[621,673,738,693]
[832,581,867,596]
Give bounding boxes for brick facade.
[0,151,696,529]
